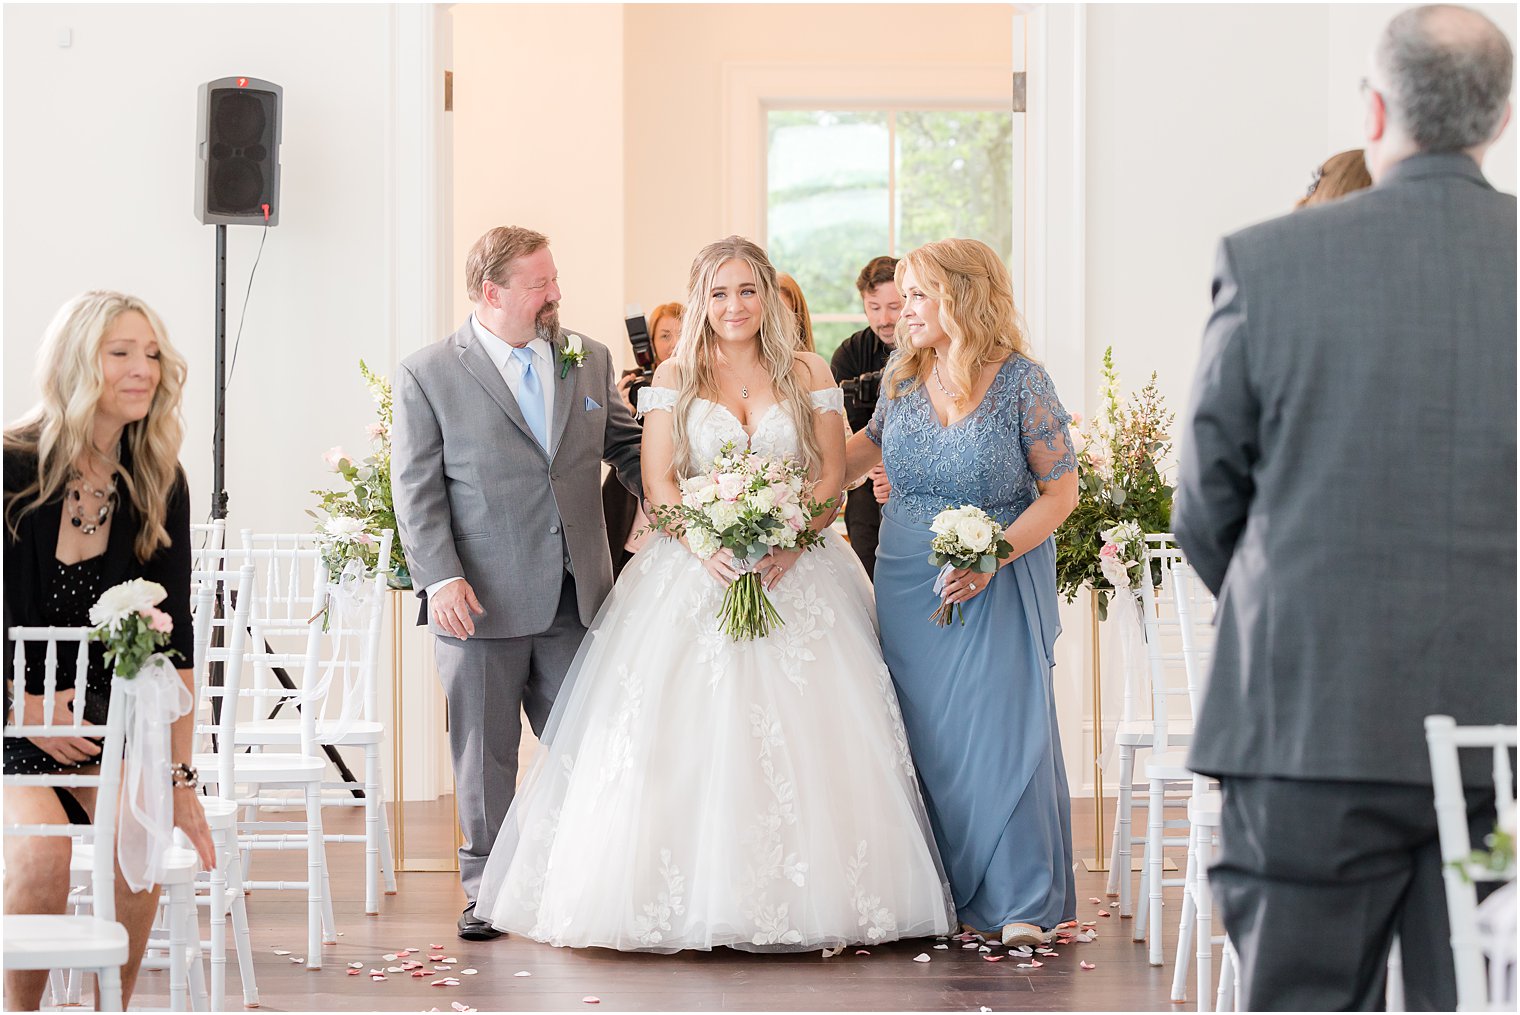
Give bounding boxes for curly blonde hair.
[5,291,188,561]
[669,237,822,480]
[882,238,1031,405]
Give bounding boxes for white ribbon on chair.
[304,559,380,744]
[1097,586,1147,772]
[117,653,194,892]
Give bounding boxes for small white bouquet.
[314,514,379,584]
[927,505,1014,626]
[651,442,833,641]
[1096,520,1145,592]
[88,578,178,677]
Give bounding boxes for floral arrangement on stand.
[1056,346,1175,621]
[309,360,411,589]
[650,443,833,641]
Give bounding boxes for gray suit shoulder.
[400,326,468,377]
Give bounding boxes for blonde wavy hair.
[882,238,1031,406]
[4,291,188,561]
[669,236,823,480]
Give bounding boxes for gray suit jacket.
[1174,153,1516,786]
[392,320,643,640]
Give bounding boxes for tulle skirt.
[473,531,955,952]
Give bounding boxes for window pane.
[810,319,860,363]
[767,111,889,321]
[895,110,1016,273]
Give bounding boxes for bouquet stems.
[928,600,966,627]
[718,572,785,641]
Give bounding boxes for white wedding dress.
[473,386,954,952]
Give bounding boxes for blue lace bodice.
[866,356,1076,527]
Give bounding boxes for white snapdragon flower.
[89,579,167,627]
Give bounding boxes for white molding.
[722,61,1015,241]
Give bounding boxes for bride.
[473,236,953,952]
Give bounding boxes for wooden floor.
[127,799,1201,1013]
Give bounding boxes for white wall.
[3,3,404,535]
[450,4,626,357]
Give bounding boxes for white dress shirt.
[425,315,558,603]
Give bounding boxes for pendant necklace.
[66,466,118,535]
[932,363,962,399]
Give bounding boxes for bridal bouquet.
[927,505,1013,627]
[89,578,178,677]
[651,443,833,641]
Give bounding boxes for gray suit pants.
[434,574,584,902]
[1213,776,1496,1011]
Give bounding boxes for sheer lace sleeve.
[810,387,845,416]
[636,385,678,417]
[1017,362,1077,483]
[864,385,888,446]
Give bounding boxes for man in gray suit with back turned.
[1174,6,1514,1009]
[392,226,642,939]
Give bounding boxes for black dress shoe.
[458,904,503,941]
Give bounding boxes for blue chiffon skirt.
[874,503,1076,931]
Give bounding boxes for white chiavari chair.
[1426,714,1518,1012]
[4,627,129,1011]
[193,560,335,968]
[235,528,399,915]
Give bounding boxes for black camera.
[623,310,657,407]
[840,369,883,414]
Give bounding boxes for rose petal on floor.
[978,946,991,953]
[961,942,979,950]
[934,944,949,950]
[514,970,532,977]
[272,949,291,955]
[412,971,427,978]
[982,955,1003,962]
[1108,902,1119,908]
[430,943,444,949]
[443,957,459,964]
[821,946,844,958]
[854,950,870,956]
[370,974,387,981]
[383,952,398,961]
[1030,960,1043,968]
[431,977,461,986]
[1080,961,1095,970]
[461,968,478,975]
[913,953,931,963]
[1088,897,1101,904]
[1099,912,1111,918]
[452,1003,473,1013]
[429,953,447,961]
[347,969,361,977]
[1016,963,1035,969]
[582,997,601,1005]
[348,961,364,969]
[289,957,303,964]
[980,1007,993,1012]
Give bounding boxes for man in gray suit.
[392,226,643,939]
[1174,6,1514,1009]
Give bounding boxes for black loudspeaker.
[195,76,282,226]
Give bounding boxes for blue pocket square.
[585,396,602,411]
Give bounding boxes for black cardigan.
[3,441,195,693]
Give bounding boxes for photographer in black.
[829,255,901,579]
[604,302,682,576]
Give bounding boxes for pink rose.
[322,445,352,471]
[1099,542,1119,559]
[716,474,745,502]
[1070,412,1084,428]
[144,607,173,634]
[365,422,385,441]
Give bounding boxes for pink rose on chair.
[1099,542,1119,559]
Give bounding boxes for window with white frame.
[766,108,1018,360]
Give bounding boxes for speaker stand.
[212,224,229,520]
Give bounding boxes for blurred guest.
[844,239,1079,947]
[3,291,215,1010]
[830,255,901,578]
[776,273,816,352]
[607,301,683,575]
[1296,147,1373,208]
[1174,6,1514,1009]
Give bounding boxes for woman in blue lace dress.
[844,238,1079,948]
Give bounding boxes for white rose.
[954,514,996,551]
[687,528,720,559]
[680,475,716,503]
[747,486,777,514]
[89,578,167,627]
[930,510,957,535]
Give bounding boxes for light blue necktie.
[510,346,548,449]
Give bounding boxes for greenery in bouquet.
[309,360,411,588]
[649,443,835,641]
[89,579,179,679]
[1457,816,1516,883]
[927,505,1013,627]
[1055,346,1175,621]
